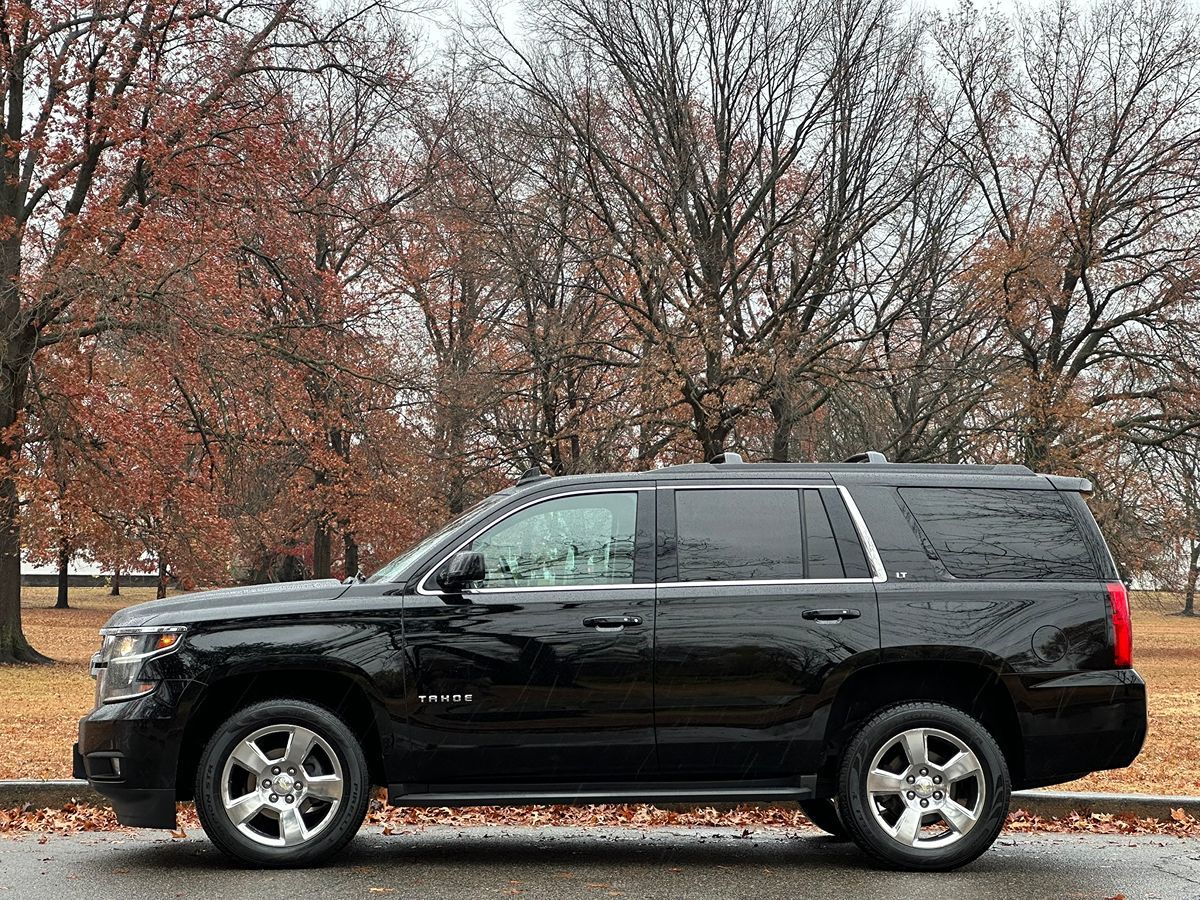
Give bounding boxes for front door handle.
[583,615,643,632]
[802,608,861,623]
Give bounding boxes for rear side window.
[898,488,1098,581]
[671,487,870,582]
[675,489,804,581]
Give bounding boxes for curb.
[1,781,1197,822]
[1010,790,1200,821]
[0,780,105,809]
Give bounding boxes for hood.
[105,579,351,629]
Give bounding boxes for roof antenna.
[517,466,547,484]
[709,452,744,464]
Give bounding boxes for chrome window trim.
[415,487,652,596]
[658,577,878,588]
[415,481,887,596]
[836,484,888,582]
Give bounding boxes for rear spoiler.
[1044,474,1093,496]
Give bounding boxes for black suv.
[74,455,1146,871]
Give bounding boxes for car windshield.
[365,495,503,584]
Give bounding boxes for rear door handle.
[802,608,861,623]
[583,615,643,632]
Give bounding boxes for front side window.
[461,492,638,589]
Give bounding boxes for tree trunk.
[769,386,794,463]
[156,553,168,600]
[1184,541,1199,616]
[55,539,70,609]
[313,521,331,580]
[110,569,121,596]
[0,331,48,661]
[344,530,359,581]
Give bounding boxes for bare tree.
[935,0,1200,473]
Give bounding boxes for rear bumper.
[75,684,192,829]
[1010,669,1147,789]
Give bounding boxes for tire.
[837,702,1010,871]
[195,699,370,867]
[798,799,848,839]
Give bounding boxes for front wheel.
[195,699,370,867]
[837,702,1010,871]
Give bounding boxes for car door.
[401,484,658,784]
[653,481,883,779]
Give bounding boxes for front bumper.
[75,683,193,829]
[1011,668,1147,789]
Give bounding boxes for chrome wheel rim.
[219,723,345,848]
[865,726,986,850]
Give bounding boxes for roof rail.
[845,450,888,464]
[516,466,548,485]
[709,452,744,464]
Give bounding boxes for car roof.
[507,460,1091,495]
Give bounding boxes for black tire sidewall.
[195,699,370,867]
[838,702,1010,871]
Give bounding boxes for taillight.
[1107,582,1132,669]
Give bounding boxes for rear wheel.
[798,799,848,839]
[195,699,370,867]
[837,702,1010,871]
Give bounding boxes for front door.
[402,485,657,784]
[653,482,882,779]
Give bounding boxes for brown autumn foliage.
[1,0,1200,665]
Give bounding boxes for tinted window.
[899,488,1098,581]
[823,489,872,578]
[803,489,844,578]
[466,492,637,588]
[675,489,804,581]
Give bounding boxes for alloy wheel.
[219,723,345,848]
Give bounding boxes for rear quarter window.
[898,487,1099,581]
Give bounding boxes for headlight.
[92,626,187,704]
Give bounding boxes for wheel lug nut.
[920,799,929,808]
[934,792,942,800]
[288,768,295,775]
[920,768,928,776]
[906,775,915,783]
[262,779,271,788]
[272,767,280,775]
[907,791,915,799]
[286,795,294,803]
[269,793,278,802]
[933,776,942,784]
[295,782,303,790]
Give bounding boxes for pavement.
[1,825,1198,899]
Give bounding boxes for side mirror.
[436,551,486,593]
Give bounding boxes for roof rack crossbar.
[845,450,888,464]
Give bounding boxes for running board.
[387,778,817,807]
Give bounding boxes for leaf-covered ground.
[4,799,1200,839]
[1,587,1196,797]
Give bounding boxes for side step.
[387,778,817,807]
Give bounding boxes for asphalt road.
[1,826,1198,900]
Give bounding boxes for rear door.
[652,482,883,778]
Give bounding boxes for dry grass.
[1,587,1197,795]
[1,587,167,780]
[1059,593,1200,796]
